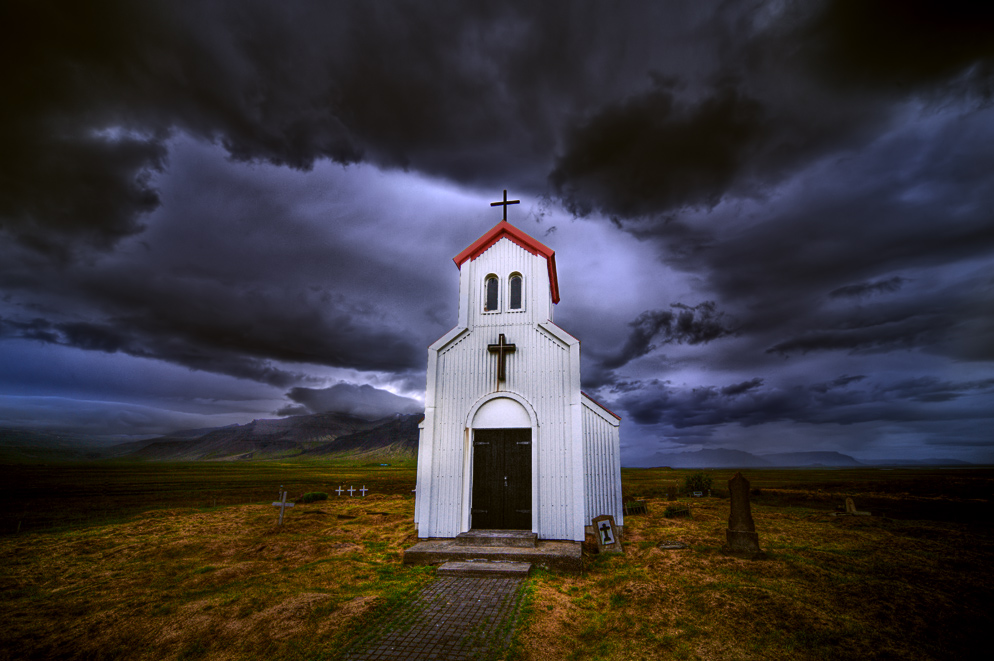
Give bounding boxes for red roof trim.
[453,221,560,304]
[581,391,622,421]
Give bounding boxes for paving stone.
[341,576,525,660]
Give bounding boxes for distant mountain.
[861,458,973,466]
[632,448,865,468]
[302,414,421,458]
[634,448,773,469]
[759,451,864,467]
[104,412,422,461]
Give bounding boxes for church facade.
[414,209,623,543]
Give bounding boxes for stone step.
[437,561,532,578]
[456,530,537,548]
[403,539,582,574]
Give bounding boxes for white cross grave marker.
[272,486,295,525]
[348,486,356,497]
[336,486,344,496]
[360,486,368,497]
[599,519,615,545]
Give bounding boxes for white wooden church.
[414,193,623,543]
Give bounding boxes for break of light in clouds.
[1,1,992,462]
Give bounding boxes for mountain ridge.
[632,447,972,468]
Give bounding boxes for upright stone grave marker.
[722,472,765,558]
[591,514,623,554]
[845,497,871,516]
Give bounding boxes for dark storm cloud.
[720,378,764,397]
[829,277,908,299]
[0,316,309,388]
[283,383,422,420]
[612,373,994,431]
[0,139,448,387]
[0,245,424,386]
[804,0,994,92]
[5,1,994,258]
[809,375,866,393]
[0,0,630,258]
[601,301,737,370]
[628,106,994,372]
[766,310,949,356]
[551,1,994,220]
[551,77,769,218]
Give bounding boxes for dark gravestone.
[723,472,764,558]
[666,486,677,501]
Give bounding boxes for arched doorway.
[469,396,533,530]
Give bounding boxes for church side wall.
[582,403,624,527]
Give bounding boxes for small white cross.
[347,486,356,496]
[336,486,344,496]
[360,486,368,497]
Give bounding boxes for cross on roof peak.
[490,189,520,222]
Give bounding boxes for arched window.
[509,273,523,310]
[484,275,499,312]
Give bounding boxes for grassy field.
[0,463,991,660]
[0,460,417,535]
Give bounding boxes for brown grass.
[0,494,430,661]
[1,465,991,660]
[512,479,994,661]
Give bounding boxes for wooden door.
[471,428,532,530]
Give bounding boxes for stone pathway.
[342,576,525,660]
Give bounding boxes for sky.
[1,0,993,464]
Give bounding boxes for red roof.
[453,220,560,304]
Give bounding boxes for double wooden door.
[471,428,532,530]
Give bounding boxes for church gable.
[458,235,555,329]
[454,221,560,305]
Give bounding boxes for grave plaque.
[591,514,623,554]
[722,472,764,558]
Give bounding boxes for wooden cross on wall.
[490,189,520,222]
[488,333,516,382]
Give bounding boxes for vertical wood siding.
[582,402,624,526]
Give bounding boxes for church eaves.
[452,220,561,304]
